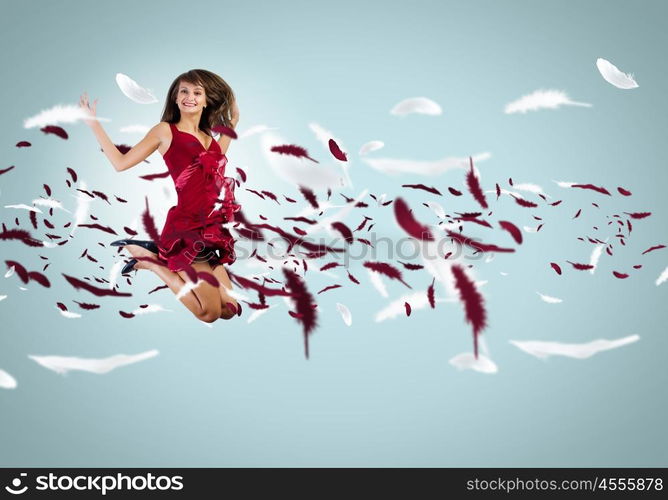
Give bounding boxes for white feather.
[362,152,491,176]
[374,292,450,322]
[238,124,278,139]
[115,73,159,104]
[449,352,498,374]
[0,369,17,389]
[390,97,442,116]
[336,303,352,326]
[119,124,151,134]
[59,310,82,319]
[510,335,639,359]
[23,104,110,128]
[537,292,563,304]
[552,180,578,188]
[512,183,549,197]
[655,266,668,286]
[0,294,7,301]
[3,204,42,213]
[68,181,92,237]
[131,304,172,315]
[366,268,388,297]
[504,89,592,114]
[32,198,70,213]
[359,140,384,155]
[589,241,606,274]
[425,201,445,219]
[484,187,526,199]
[4,266,15,278]
[596,58,639,89]
[247,305,274,324]
[28,349,159,375]
[309,122,352,187]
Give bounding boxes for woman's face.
[176,81,206,113]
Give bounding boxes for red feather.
[41,125,68,139]
[612,271,629,279]
[299,186,319,208]
[317,284,342,294]
[328,138,347,161]
[642,244,666,255]
[331,222,354,243]
[62,273,131,297]
[404,302,412,316]
[624,212,651,219]
[550,262,562,275]
[5,260,30,283]
[66,167,78,182]
[498,220,523,244]
[27,271,51,288]
[141,196,161,243]
[451,264,487,359]
[363,261,411,288]
[398,261,424,271]
[617,186,632,196]
[571,184,611,196]
[511,195,538,208]
[211,124,238,139]
[567,261,595,270]
[393,197,433,240]
[320,262,341,271]
[283,269,318,359]
[465,157,488,209]
[73,301,101,310]
[228,271,291,296]
[139,171,170,181]
[427,278,435,308]
[402,184,442,196]
[271,144,319,163]
[445,230,515,253]
[0,228,44,247]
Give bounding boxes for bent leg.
[122,244,204,319]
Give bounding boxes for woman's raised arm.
[79,92,161,172]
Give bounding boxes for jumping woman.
[80,69,240,322]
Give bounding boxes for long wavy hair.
[160,69,236,135]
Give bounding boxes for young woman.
[80,69,240,322]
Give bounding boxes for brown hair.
[160,69,235,135]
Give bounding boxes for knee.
[197,308,221,323]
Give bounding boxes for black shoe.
[111,239,159,254]
[121,258,138,276]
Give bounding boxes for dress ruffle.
[158,149,240,272]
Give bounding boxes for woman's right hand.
[79,92,98,127]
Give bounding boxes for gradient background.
[1,0,667,467]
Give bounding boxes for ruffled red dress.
[157,122,240,272]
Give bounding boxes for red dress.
[157,122,240,272]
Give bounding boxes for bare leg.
[121,245,206,320]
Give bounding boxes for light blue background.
[1,0,667,467]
